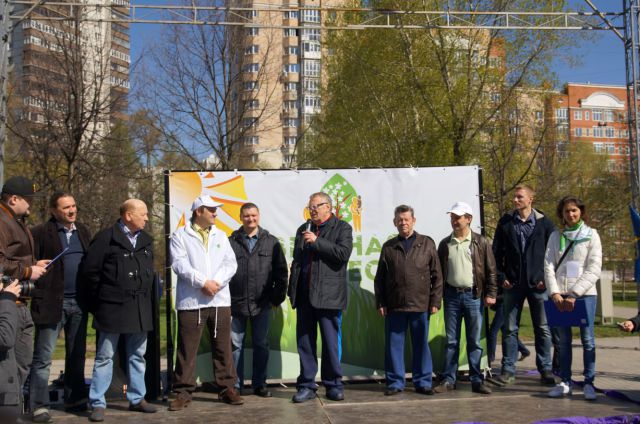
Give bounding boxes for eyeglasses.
[308,202,328,211]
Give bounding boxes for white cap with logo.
[191,195,224,211]
[447,201,473,217]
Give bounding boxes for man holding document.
[544,195,602,401]
[30,191,92,422]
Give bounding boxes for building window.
[285,136,297,146]
[555,108,568,122]
[283,28,299,37]
[604,109,614,122]
[285,46,299,55]
[244,136,259,145]
[535,110,543,121]
[573,110,582,120]
[283,100,298,111]
[302,28,321,41]
[304,96,321,109]
[585,128,590,136]
[593,109,603,121]
[606,143,615,154]
[490,92,501,103]
[574,128,582,137]
[302,9,321,23]
[243,118,258,128]
[584,110,590,120]
[251,154,259,163]
[243,63,260,73]
[303,60,321,77]
[605,127,615,138]
[303,42,321,53]
[283,118,299,128]
[283,11,298,19]
[247,27,259,36]
[303,79,319,93]
[244,81,257,91]
[246,99,259,109]
[284,154,297,163]
[283,64,299,74]
[593,126,604,138]
[284,82,298,91]
[245,45,259,55]
[594,142,603,153]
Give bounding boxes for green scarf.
[559,220,593,253]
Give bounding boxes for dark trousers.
[173,307,236,396]
[295,300,343,391]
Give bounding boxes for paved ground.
[39,332,640,424]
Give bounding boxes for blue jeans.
[30,298,87,411]
[487,303,530,364]
[89,331,147,408]
[442,287,483,385]
[552,295,597,385]
[231,308,270,390]
[384,311,432,390]
[502,284,552,375]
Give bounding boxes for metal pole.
[0,0,10,187]
[624,0,640,208]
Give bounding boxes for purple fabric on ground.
[533,416,640,424]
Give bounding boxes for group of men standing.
[0,175,158,423]
[0,174,560,422]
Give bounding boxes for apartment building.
[553,83,630,172]
[9,0,130,135]
[231,0,342,169]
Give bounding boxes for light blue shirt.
[119,221,140,249]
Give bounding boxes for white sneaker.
[548,382,572,398]
[583,383,597,401]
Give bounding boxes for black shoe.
[518,351,531,361]
[415,387,434,395]
[88,407,105,422]
[384,387,402,396]
[292,388,316,403]
[433,381,455,394]
[472,383,492,394]
[253,386,272,398]
[63,399,88,413]
[326,387,344,401]
[540,371,556,386]
[129,400,158,413]
[496,373,515,385]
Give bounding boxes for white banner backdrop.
[167,166,483,381]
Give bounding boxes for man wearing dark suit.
[288,192,353,403]
[83,199,157,422]
[29,192,92,422]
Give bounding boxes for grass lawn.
[51,300,168,360]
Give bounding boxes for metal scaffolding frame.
[0,1,637,198]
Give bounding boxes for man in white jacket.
[169,195,241,410]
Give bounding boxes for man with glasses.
[0,176,49,411]
[169,195,241,411]
[288,192,353,403]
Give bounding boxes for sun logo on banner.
[302,173,362,233]
[171,172,249,236]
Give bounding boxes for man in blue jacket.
[288,192,353,403]
[492,185,556,386]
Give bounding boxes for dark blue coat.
[492,210,556,290]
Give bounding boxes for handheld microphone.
[305,219,312,232]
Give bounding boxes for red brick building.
[554,83,630,172]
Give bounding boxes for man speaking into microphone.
[288,192,353,403]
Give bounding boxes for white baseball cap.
[191,195,224,211]
[447,201,473,217]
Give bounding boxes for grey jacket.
[0,291,20,406]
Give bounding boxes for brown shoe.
[169,393,192,411]
[219,387,244,405]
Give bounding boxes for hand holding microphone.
[303,219,317,244]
